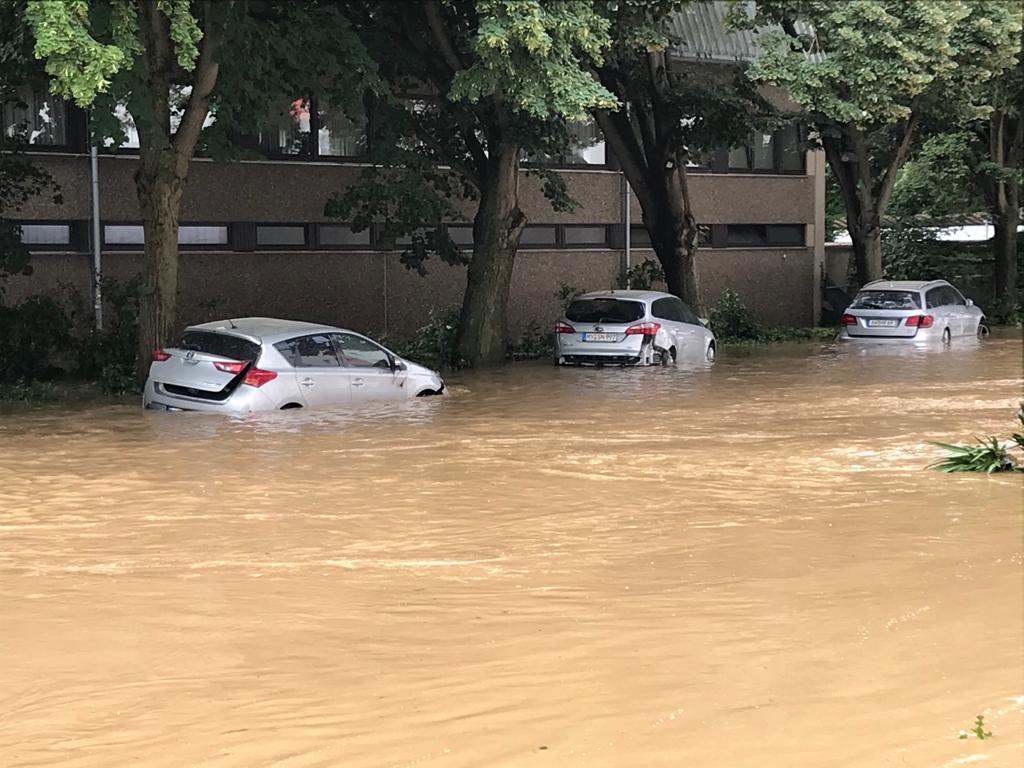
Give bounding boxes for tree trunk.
[135,145,185,381]
[849,220,883,286]
[992,182,1019,301]
[650,210,700,309]
[456,143,526,367]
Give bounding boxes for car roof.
[184,317,345,344]
[575,289,675,302]
[860,280,948,292]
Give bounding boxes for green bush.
[394,304,463,369]
[66,277,142,394]
[508,321,553,360]
[618,259,664,290]
[0,295,71,383]
[928,403,1024,473]
[708,288,764,341]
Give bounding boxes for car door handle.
[352,378,365,387]
[300,378,315,387]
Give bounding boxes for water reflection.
[0,334,1021,768]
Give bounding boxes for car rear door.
[149,330,261,402]
[651,298,686,355]
[945,286,971,335]
[332,332,407,403]
[275,334,352,407]
[925,288,952,333]
[674,298,708,360]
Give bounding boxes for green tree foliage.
[23,0,373,381]
[331,0,615,367]
[734,0,1021,287]
[589,0,775,310]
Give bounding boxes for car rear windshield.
[179,330,261,362]
[565,298,645,324]
[849,290,922,310]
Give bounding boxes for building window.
[317,104,367,157]
[103,224,145,245]
[447,225,474,247]
[519,226,558,247]
[725,224,805,247]
[2,89,67,146]
[724,125,804,174]
[18,223,71,245]
[256,224,307,246]
[258,98,311,156]
[563,118,606,165]
[563,225,608,247]
[318,224,371,247]
[178,225,229,245]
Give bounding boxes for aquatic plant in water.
[929,403,1024,473]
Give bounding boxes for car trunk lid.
[150,330,262,397]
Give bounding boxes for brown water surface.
[1,335,1022,767]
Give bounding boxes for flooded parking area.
[1,334,1022,767]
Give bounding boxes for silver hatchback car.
[839,280,985,343]
[144,318,445,413]
[554,290,716,366]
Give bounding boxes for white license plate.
[581,333,617,342]
[867,319,898,327]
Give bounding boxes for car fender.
[653,326,673,351]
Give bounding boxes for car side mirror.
[698,317,710,328]
[392,358,407,373]
[965,298,974,307]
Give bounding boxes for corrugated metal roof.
[668,0,818,64]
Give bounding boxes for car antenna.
[228,318,237,329]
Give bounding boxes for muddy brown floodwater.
[1,334,1022,768]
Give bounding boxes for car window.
[925,288,947,309]
[180,330,261,361]
[565,298,645,324]
[275,334,342,367]
[676,299,701,325]
[851,290,922,310]
[945,286,966,306]
[333,332,392,369]
[651,298,679,322]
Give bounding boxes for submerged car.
[143,317,445,413]
[839,280,985,343]
[554,290,715,366]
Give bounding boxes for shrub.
[928,403,1024,473]
[395,304,463,369]
[618,259,664,290]
[0,295,71,383]
[708,288,764,341]
[508,321,553,360]
[68,277,142,394]
[556,282,583,310]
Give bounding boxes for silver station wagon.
[554,290,716,366]
[144,318,445,413]
[839,280,986,343]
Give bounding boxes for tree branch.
[876,107,920,214]
[423,0,463,75]
[173,1,224,173]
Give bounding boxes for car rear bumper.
[555,336,646,364]
[838,326,944,342]
[142,380,275,413]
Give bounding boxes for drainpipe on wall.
[89,139,103,331]
[622,171,631,289]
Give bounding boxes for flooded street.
[1,335,1022,768]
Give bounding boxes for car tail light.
[152,348,171,361]
[841,314,857,326]
[213,360,247,374]
[625,322,661,335]
[906,314,934,328]
[555,322,575,334]
[242,367,277,387]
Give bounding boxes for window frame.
[331,331,395,369]
[276,334,344,368]
[101,222,233,251]
[12,220,80,252]
[714,124,806,175]
[254,223,311,249]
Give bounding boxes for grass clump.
[929,403,1024,473]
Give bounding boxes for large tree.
[23,0,372,380]
[734,0,1021,286]
[589,0,773,309]
[333,0,615,368]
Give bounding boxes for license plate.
[581,333,617,342]
[867,319,898,327]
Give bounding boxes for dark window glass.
[777,124,803,172]
[447,225,474,246]
[677,300,701,325]
[698,225,711,245]
[2,89,67,145]
[565,298,645,323]
[520,226,558,246]
[258,98,311,156]
[317,104,367,157]
[319,225,371,246]
[947,286,966,306]
[181,331,261,362]
[257,225,306,246]
[563,225,608,246]
[333,332,392,368]
[852,291,922,310]
[727,145,751,170]
[629,225,652,247]
[651,297,677,321]
[766,224,805,246]
[752,132,774,170]
[725,225,768,246]
[275,334,341,367]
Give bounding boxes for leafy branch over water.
[929,404,1024,473]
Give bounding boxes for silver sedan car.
[839,280,986,343]
[554,290,716,366]
[144,318,445,413]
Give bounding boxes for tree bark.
[822,134,883,285]
[991,182,1019,301]
[456,142,526,367]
